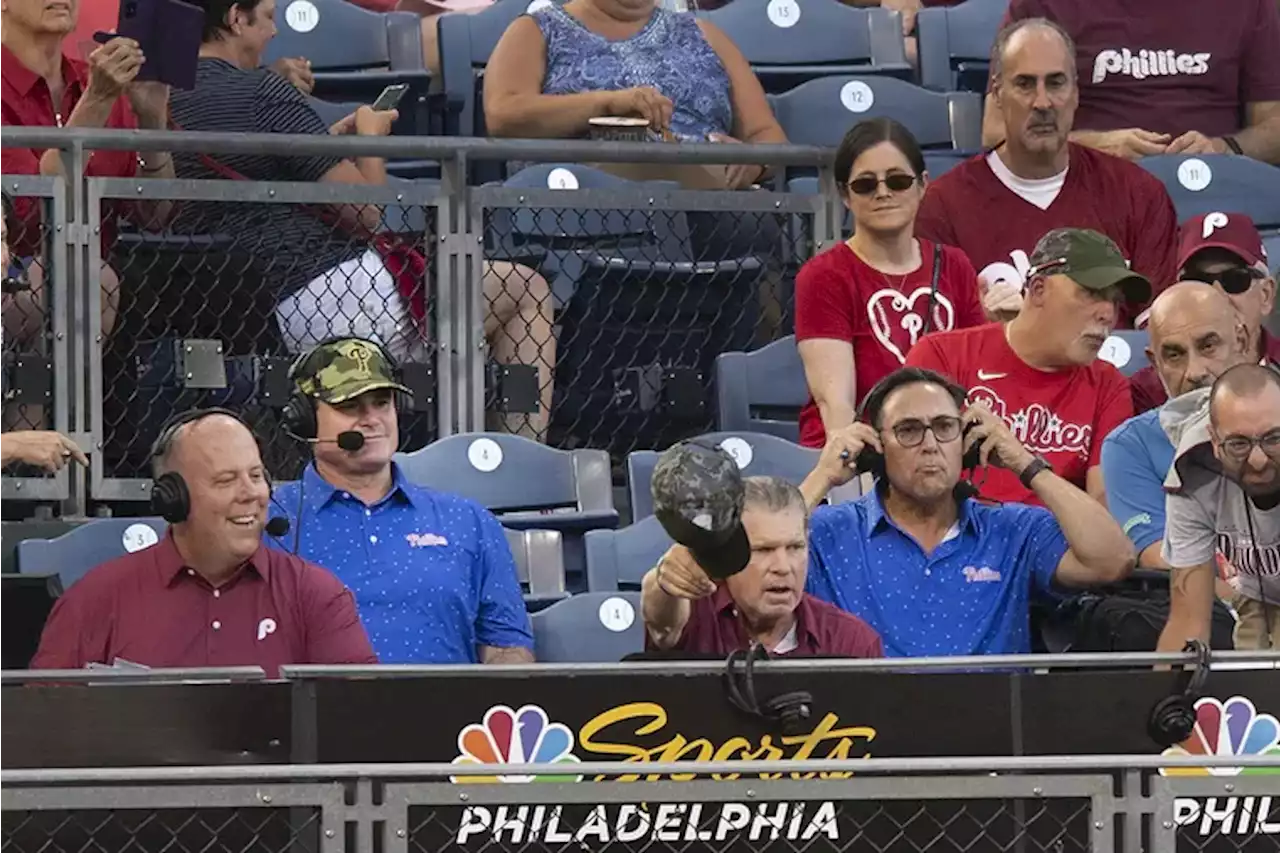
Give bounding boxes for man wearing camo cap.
[271,337,534,665]
[642,441,882,658]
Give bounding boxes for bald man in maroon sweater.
[31,411,376,676]
[916,18,1177,329]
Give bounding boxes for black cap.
[650,441,751,579]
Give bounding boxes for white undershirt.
[773,620,799,655]
[987,150,1068,211]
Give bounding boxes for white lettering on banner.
[866,288,957,364]
[454,802,840,844]
[1175,797,1280,836]
[1091,48,1211,83]
[969,387,1092,455]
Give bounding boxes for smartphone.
[371,83,409,112]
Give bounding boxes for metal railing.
[4,756,1278,853]
[2,128,840,515]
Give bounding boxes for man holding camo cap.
[642,441,882,658]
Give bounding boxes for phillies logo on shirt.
[407,532,449,547]
[1091,48,1211,84]
[963,566,1002,583]
[969,386,1092,455]
[866,288,957,364]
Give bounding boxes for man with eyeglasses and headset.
[1129,213,1278,416]
[1159,363,1280,651]
[907,227,1146,506]
[797,367,1134,657]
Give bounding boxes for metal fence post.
[59,145,89,517]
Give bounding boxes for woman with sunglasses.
[795,119,986,449]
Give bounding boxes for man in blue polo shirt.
[1102,282,1252,569]
[799,366,1135,656]
[271,337,534,664]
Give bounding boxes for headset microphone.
[336,431,365,452]
[264,516,291,537]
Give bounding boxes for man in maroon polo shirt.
[642,473,882,658]
[1131,213,1279,414]
[30,409,376,675]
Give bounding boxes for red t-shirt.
[1002,0,1280,139]
[1130,330,1280,414]
[914,145,1178,327]
[794,239,986,448]
[905,323,1133,505]
[1,44,138,257]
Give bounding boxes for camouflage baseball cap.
[1028,228,1152,305]
[651,441,751,579]
[290,338,411,405]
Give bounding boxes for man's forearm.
[640,568,689,648]
[800,471,836,511]
[1234,117,1280,165]
[1157,563,1216,651]
[479,645,535,664]
[1030,468,1135,578]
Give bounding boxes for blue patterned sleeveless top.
[532,4,734,142]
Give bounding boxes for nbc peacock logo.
[1160,696,1280,777]
[450,704,584,784]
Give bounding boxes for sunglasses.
[848,173,919,196]
[1182,265,1265,295]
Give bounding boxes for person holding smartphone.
[794,118,986,450]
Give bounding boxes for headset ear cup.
[283,392,317,440]
[150,472,190,524]
[1148,695,1197,749]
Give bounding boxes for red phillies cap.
[1177,212,1267,271]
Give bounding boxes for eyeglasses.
[889,415,963,448]
[848,173,919,196]
[1183,265,1265,295]
[1218,429,1280,460]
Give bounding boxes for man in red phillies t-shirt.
[916,18,1178,329]
[906,228,1144,507]
[986,0,1280,164]
[1130,212,1280,414]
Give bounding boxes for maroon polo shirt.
[30,533,377,676]
[647,586,883,658]
[1130,330,1280,415]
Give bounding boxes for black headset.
[280,336,409,441]
[723,643,814,737]
[1147,639,1212,748]
[149,407,265,523]
[853,370,984,481]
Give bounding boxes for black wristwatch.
[1018,455,1053,489]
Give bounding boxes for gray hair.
[742,476,808,520]
[990,17,1078,84]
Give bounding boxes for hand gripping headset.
[1147,639,1212,749]
[279,336,409,441]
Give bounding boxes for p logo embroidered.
[257,618,277,641]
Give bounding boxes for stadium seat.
[770,75,983,151]
[504,528,568,605]
[1097,330,1150,378]
[1264,230,1280,275]
[1138,155,1280,229]
[698,0,911,93]
[17,518,169,590]
[584,515,673,592]
[531,591,645,662]
[395,433,617,530]
[916,0,1007,93]
[715,335,806,442]
[626,431,823,521]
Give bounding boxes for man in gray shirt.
[1160,364,1280,651]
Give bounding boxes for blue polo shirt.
[1100,409,1175,558]
[805,491,1069,657]
[270,464,533,664]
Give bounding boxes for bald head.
[1146,282,1251,399]
[1211,364,1280,416]
[1208,364,1280,497]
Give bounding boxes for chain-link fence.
[2,130,840,514]
[1150,774,1280,852]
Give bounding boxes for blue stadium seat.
[1264,230,1280,275]
[531,591,644,661]
[627,431,823,521]
[1138,155,1280,229]
[916,0,1007,93]
[17,518,168,590]
[504,527,568,606]
[584,515,673,592]
[395,433,617,530]
[715,335,806,442]
[770,75,982,151]
[698,0,911,93]
[1097,330,1150,378]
